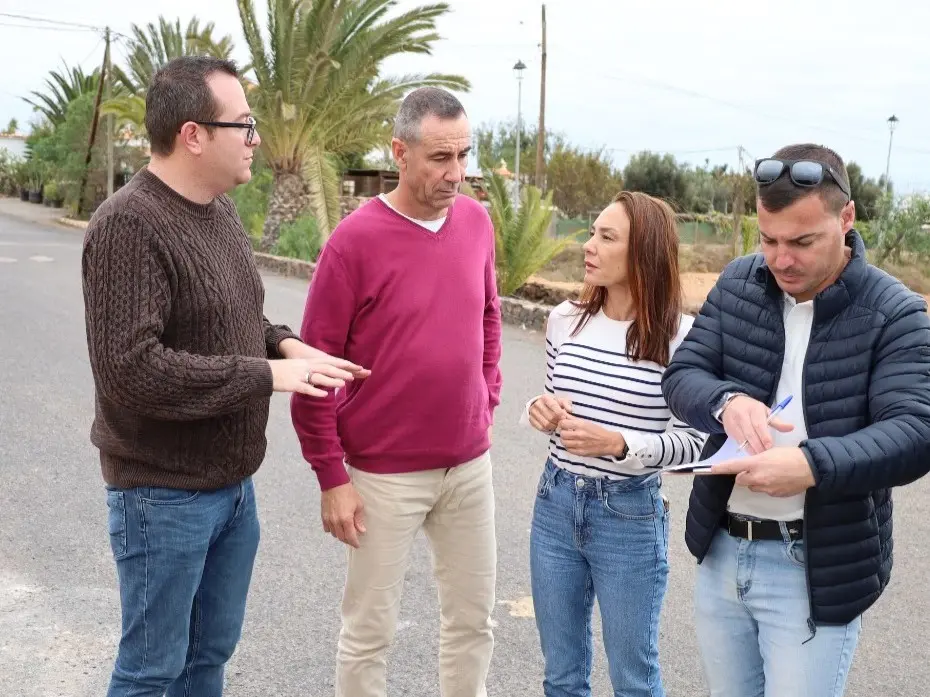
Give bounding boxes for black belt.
[721,513,803,541]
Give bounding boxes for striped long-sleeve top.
[522,301,707,479]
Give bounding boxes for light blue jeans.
[530,460,669,697]
[695,527,862,697]
[104,478,260,697]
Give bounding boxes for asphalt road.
[1,201,928,696]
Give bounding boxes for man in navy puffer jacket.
[662,142,930,697]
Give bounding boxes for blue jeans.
[695,528,862,697]
[104,478,261,697]
[530,460,670,697]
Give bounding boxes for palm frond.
[486,170,567,296]
[304,148,342,239]
[24,62,99,126]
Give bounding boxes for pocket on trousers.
[603,488,658,520]
[141,486,201,505]
[784,540,806,569]
[106,490,128,560]
[536,468,553,499]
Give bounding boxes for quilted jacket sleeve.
[661,273,747,436]
[802,294,930,494]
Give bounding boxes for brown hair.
[570,191,682,367]
[145,56,239,157]
[758,143,850,215]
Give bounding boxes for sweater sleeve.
[263,316,301,359]
[483,218,503,420]
[290,244,355,491]
[81,212,273,421]
[621,419,707,469]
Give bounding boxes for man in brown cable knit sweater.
[81,56,369,697]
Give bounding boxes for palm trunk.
[261,170,310,252]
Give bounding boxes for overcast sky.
[2,0,928,193]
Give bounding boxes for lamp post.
[513,59,526,208]
[884,114,898,196]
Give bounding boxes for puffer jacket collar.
[751,229,868,323]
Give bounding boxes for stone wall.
[339,195,371,219]
[252,252,551,332]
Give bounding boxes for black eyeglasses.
[753,158,850,201]
[189,116,257,145]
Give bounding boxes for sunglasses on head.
[753,158,850,201]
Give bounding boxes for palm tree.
[102,16,236,131]
[487,170,568,297]
[237,0,470,250]
[24,63,100,127]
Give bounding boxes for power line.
[0,12,129,40]
[0,11,101,31]
[549,59,930,156]
[0,21,98,33]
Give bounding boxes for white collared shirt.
[727,293,814,521]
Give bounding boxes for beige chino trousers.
[335,451,497,697]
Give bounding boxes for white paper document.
[661,437,747,474]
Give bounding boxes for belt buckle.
[746,519,754,541]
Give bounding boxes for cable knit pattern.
[661,229,930,625]
[81,167,299,490]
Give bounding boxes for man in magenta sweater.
[290,88,503,697]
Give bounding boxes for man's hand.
[559,416,625,458]
[278,338,371,379]
[321,482,366,548]
[528,395,573,433]
[269,358,362,398]
[721,395,793,455]
[711,446,816,497]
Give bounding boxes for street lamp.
[513,59,526,208]
[884,114,899,196]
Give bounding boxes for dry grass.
[530,242,930,312]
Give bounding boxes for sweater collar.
[754,229,867,321]
[135,166,218,220]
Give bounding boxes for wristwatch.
[712,391,745,422]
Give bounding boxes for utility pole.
[105,26,114,198]
[731,145,745,258]
[884,114,898,196]
[513,60,526,209]
[535,4,547,190]
[78,27,110,218]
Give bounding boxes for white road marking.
[499,596,535,618]
[29,256,54,262]
[0,256,16,263]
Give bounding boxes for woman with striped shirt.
[522,191,705,697]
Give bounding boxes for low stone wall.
[252,252,551,332]
[57,218,686,331]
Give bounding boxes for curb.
[58,217,89,231]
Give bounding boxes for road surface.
[1,200,927,696]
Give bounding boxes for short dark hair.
[393,87,466,142]
[145,56,239,156]
[757,143,850,215]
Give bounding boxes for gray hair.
[393,87,466,142]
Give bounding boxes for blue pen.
[737,394,793,453]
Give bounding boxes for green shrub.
[272,214,322,262]
[229,166,273,246]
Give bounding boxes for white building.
[0,134,27,159]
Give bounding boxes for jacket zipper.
[698,293,786,562]
[800,310,816,633]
